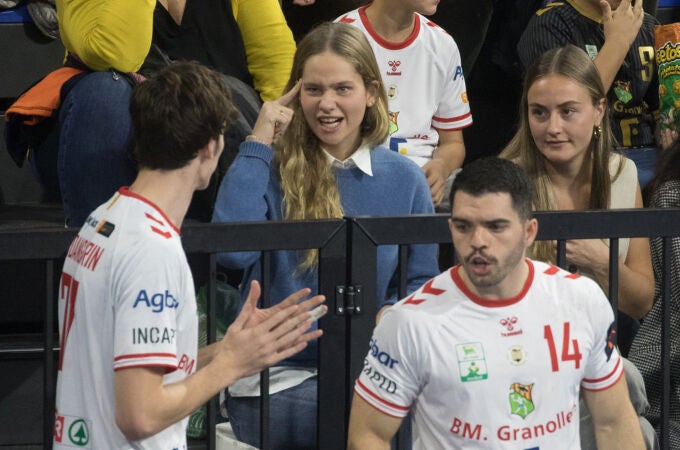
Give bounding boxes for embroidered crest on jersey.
[508,345,526,366]
[500,316,523,337]
[387,60,402,76]
[605,321,617,361]
[387,84,398,100]
[388,111,399,135]
[509,383,535,419]
[614,81,633,104]
[456,342,488,382]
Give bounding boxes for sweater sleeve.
[232,0,295,101]
[384,169,439,306]
[56,0,154,72]
[212,141,276,269]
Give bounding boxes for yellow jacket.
[56,0,294,101]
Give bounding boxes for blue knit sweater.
[212,142,439,366]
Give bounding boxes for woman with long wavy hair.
[500,45,653,340]
[211,22,438,449]
[500,44,656,450]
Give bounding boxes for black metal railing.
[0,208,677,449]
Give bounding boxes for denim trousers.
[225,377,318,450]
[30,71,137,227]
[620,146,658,190]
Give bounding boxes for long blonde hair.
[499,45,622,262]
[277,22,389,269]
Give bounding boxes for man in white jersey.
[53,61,325,449]
[347,157,643,449]
[336,0,472,207]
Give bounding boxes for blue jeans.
[225,377,318,450]
[30,71,137,227]
[620,146,657,189]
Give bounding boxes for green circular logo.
[68,419,90,446]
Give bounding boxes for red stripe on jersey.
[583,358,622,384]
[355,389,406,419]
[582,366,624,392]
[433,112,472,123]
[565,272,581,279]
[114,363,177,372]
[151,226,172,239]
[114,352,176,362]
[403,293,423,306]
[119,187,180,234]
[145,212,164,226]
[544,265,560,275]
[404,279,445,306]
[451,260,534,307]
[359,5,420,50]
[338,15,355,23]
[356,379,409,412]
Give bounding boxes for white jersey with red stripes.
[356,259,621,449]
[337,6,472,167]
[54,187,197,449]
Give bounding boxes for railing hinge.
[335,285,363,315]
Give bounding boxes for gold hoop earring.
[593,125,602,139]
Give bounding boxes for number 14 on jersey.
[544,322,582,372]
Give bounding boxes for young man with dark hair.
[347,157,643,449]
[53,61,325,449]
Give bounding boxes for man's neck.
[128,169,195,229]
[460,260,530,301]
[364,1,417,42]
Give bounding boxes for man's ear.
[198,139,217,161]
[525,218,538,247]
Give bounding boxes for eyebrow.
[450,218,511,226]
[528,100,582,108]
[303,80,356,88]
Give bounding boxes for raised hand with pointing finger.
[249,80,301,146]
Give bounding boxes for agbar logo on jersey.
[369,338,399,369]
[133,290,179,313]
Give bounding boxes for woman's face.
[300,51,376,161]
[527,74,605,169]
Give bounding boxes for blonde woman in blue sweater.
[211,22,438,449]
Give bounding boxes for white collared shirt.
[323,143,373,176]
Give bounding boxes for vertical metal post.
[206,254,217,450]
[607,239,619,318]
[660,237,671,450]
[44,260,56,450]
[317,223,348,450]
[259,251,272,450]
